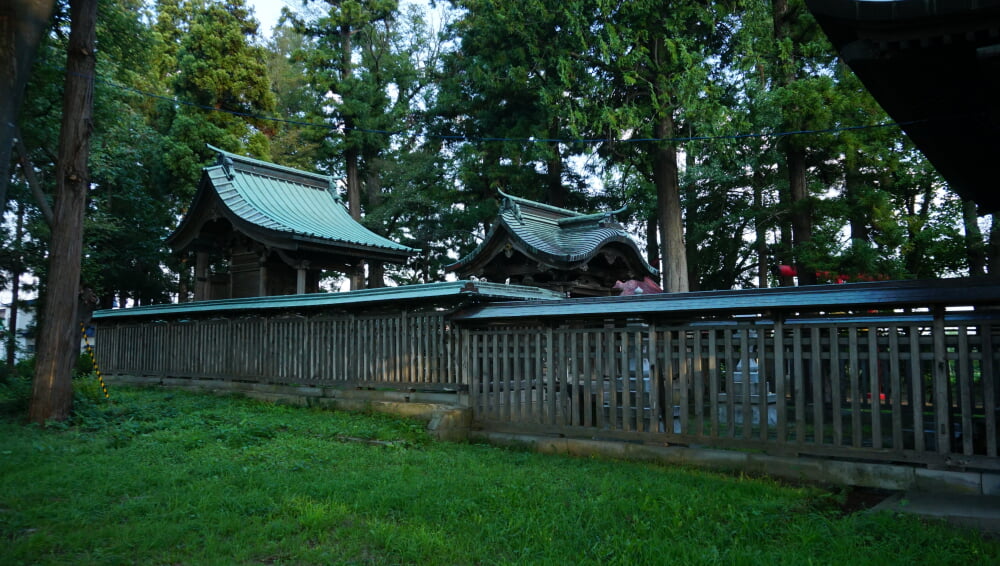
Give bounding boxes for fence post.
[774,316,786,443]
[932,306,951,455]
[982,321,997,458]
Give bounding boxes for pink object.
[613,277,663,296]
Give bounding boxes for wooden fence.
[97,311,458,389]
[454,278,1000,471]
[94,278,1000,472]
[459,311,999,470]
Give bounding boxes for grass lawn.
[1,381,998,565]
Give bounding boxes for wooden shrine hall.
[447,191,658,297]
[167,147,416,300]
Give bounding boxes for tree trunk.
[684,160,699,292]
[653,110,688,293]
[844,151,869,243]
[365,167,385,288]
[345,144,365,291]
[753,170,769,288]
[787,146,815,285]
[778,213,795,287]
[646,215,659,276]
[0,0,57,208]
[903,186,935,278]
[962,199,986,277]
[341,21,364,291]
[29,0,96,424]
[15,129,55,226]
[773,0,815,286]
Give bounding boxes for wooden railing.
[453,279,1000,471]
[94,278,1000,471]
[97,311,459,390]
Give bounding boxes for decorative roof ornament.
[221,155,235,180]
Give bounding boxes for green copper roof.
[167,147,415,258]
[92,280,565,320]
[448,190,657,275]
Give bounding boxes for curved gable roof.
[448,191,657,276]
[168,147,415,262]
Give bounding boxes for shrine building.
[167,147,416,300]
[446,191,658,297]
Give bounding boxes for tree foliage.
[5,0,997,364]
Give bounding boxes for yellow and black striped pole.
[80,322,109,400]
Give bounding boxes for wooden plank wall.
[95,299,999,469]
[461,312,1000,469]
[96,311,457,389]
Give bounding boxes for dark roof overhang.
[806,0,1000,212]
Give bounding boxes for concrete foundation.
[470,431,1000,496]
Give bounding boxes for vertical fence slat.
[648,328,659,433]
[535,331,544,424]
[515,330,524,421]
[596,329,606,430]
[889,328,904,450]
[497,332,514,421]
[830,326,843,446]
[635,329,646,432]
[983,324,997,458]
[868,326,882,450]
[811,327,823,444]
[708,329,719,438]
[958,326,974,456]
[909,326,925,452]
[848,328,862,448]
[489,332,499,420]
[724,328,735,438]
[739,327,753,440]
[692,329,704,437]
[607,329,617,430]
[619,331,630,432]
[471,332,482,416]
[758,326,770,442]
[678,329,689,435]
[933,309,951,455]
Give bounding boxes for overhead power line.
[88,67,919,145]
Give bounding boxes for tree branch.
[14,126,54,226]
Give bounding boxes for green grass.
[1,383,998,565]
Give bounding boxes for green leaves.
[7,0,990,307]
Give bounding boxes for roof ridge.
[207,145,334,189]
[557,208,626,228]
[497,189,583,218]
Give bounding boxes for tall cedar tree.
[590,0,715,292]
[293,0,437,288]
[159,0,276,206]
[30,0,97,423]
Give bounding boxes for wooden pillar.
[296,268,306,294]
[350,262,365,291]
[258,253,268,297]
[195,252,209,300]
